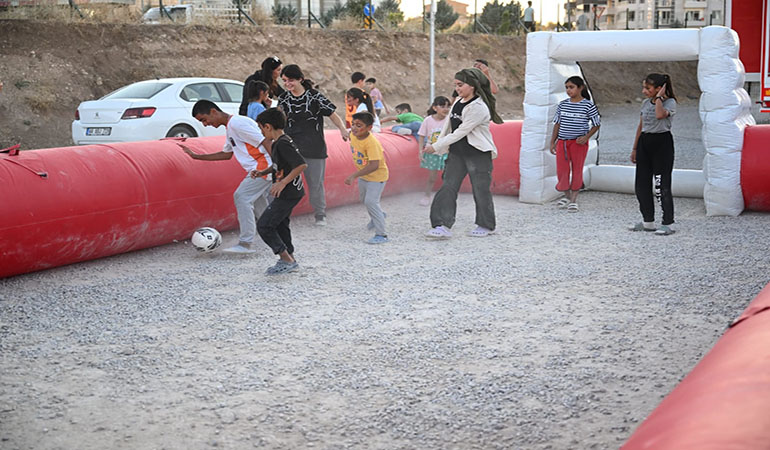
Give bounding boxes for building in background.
[603,0,726,30]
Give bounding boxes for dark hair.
[351,72,366,84]
[246,80,270,102]
[346,87,375,115]
[474,58,489,67]
[365,77,376,83]
[256,107,286,130]
[281,64,315,90]
[395,103,412,112]
[426,96,451,116]
[259,56,282,83]
[352,111,374,126]
[565,76,591,100]
[644,73,677,101]
[192,99,221,116]
[451,90,459,98]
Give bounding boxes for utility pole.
[474,0,477,33]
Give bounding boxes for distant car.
[141,4,194,24]
[72,77,243,145]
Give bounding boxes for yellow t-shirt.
[351,133,389,182]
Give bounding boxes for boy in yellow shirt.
[344,112,389,244]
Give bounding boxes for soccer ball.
[191,227,222,252]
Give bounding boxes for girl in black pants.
[629,73,677,235]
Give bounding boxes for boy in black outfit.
[251,108,308,275]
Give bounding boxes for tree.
[272,3,297,24]
[321,1,346,26]
[479,0,522,34]
[375,0,404,27]
[434,0,459,31]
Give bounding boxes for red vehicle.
[728,0,770,113]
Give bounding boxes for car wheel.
[166,125,197,138]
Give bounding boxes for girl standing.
[424,68,503,239]
[245,80,270,122]
[629,73,677,235]
[346,88,382,133]
[239,56,284,115]
[549,76,601,213]
[278,64,349,226]
[417,96,451,206]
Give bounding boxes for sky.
[399,0,559,23]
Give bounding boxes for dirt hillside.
[0,19,699,150]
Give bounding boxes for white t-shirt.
[417,114,447,146]
[355,103,381,132]
[524,7,534,22]
[223,115,272,174]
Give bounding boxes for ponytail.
[426,95,451,116]
[346,87,375,114]
[644,73,677,101]
[566,76,591,101]
[280,64,316,91]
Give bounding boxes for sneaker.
[396,127,412,135]
[222,244,256,254]
[628,222,656,232]
[426,225,452,239]
[315,216,327,227]
[419,196,432,206]
[367,235,389,244]
[468,226,494,237]
[655,225,675,235]
[265,260,299,275]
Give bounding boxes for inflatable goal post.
[520,26,756,216]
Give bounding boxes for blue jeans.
[392,121,421,136]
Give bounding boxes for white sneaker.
[222,244,256,254]
[315,216,327,227]
[396,127,412,136]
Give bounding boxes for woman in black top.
[239,56,285,115]
[277,64,349,226]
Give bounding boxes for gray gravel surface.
[593,104,705,170]
[1,191,768,450]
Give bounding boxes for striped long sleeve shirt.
[553,98,601,140]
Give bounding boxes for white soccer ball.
[191,227,222,252]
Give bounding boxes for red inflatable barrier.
[0,122,521,278]
[623,282,770,449]
[741,124,770,211]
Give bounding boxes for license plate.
[86,127,112,136]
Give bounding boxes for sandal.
[426,226,452,239]
[468,226,494,237]
[567,202,579,213]
[628,222,656,232]
[556,198,569,208]
[655,225,675,235]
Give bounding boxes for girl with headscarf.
[423,68,503,239]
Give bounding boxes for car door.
[179,82,226,137]
[218,82,244,116]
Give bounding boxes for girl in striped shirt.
[550,76,601,212]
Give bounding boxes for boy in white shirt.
[179,100,273,254]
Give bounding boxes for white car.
[141,4,194,24]
[72,77,243,145]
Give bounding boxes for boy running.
[180,100,272,254]
[345,112,390,244]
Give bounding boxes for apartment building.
[602,0,726,30]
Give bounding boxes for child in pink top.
[417,96,451,206]
[365,78,389,117]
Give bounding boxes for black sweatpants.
[634,132,675,225]
[257,196,302,255]
[430,147,496,230]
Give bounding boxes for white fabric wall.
[520,27,753,216]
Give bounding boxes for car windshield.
[103,82,171,100]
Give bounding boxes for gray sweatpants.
[233,174,272,244]
[358,179,387,236]
[304,158,327,219]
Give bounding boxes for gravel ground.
[595,104,705,170]
[1,190,768,450]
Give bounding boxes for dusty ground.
[0,19,702,150]
[1,191,769,449]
